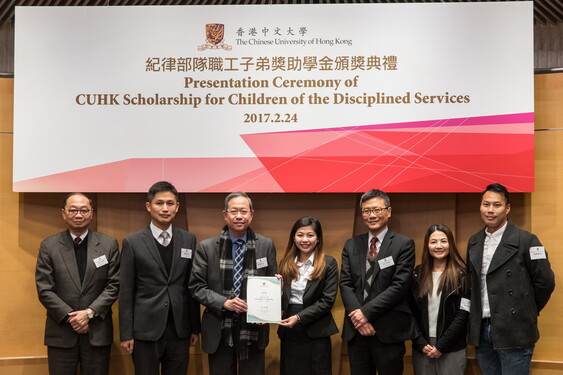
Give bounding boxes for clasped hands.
[68,309,92,334]
[422,344,443,359]
[349,309,375,336]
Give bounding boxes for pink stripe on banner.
[273,112,534,134]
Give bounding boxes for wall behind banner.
[0,74,561,374]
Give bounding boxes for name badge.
[460,297,471,312]
[93,255,108,268]
[530,246,546,260]
[256,257,268,269]
[378,256,395,269]
[181,248,193,259]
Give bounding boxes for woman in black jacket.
[410,224,470,375]
[277,217,339,375]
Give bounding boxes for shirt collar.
[229,232,247,244]
[296,252,315,267]
[484,221,508,240]
[70,230,88,242]
[369,226,388,245]
[150,222,172,241]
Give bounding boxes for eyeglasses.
[66,208,92,216]
[227,209,251,216]
[361,207,389,216]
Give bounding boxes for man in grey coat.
[36,192,120,375]
[467,183,555,375]
[189,192,277,375]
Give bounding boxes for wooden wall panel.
[1,73,563,374]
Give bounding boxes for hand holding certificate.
[247,276,281,323]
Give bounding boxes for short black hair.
[147,181,179,202]
[62,193,93,208]
[482,183,510,205]
[360,189,390,208]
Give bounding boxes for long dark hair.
[418,224,469,298]
[278,217,326,283]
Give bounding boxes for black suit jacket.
[189,231,277,354]
[277,255,339,339]
[119,226,200,342]
[36,230,120,348]
[467,221,555,349]
[340,229,415,343]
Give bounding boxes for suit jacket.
[119,226,201,342]
[467,221,555,349]
[35,230,120,348]
[277,255,339,340]
[189,230,277,354]
[340,229,415,344]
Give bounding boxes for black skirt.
[280,304,332,375]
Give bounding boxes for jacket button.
[506,270,512,277]
[164,302,169,307]
[511,308,516,314]
[508,289,513,295]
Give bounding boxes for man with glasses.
[340,189,415,375]
[119,181,200,375]
[36,193,120,375]
[190,192,277,375]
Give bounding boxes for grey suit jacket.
[467,221,555,349]
[340,230,415,343]
[35,230,120,348]
[277,255,339,340]
[119,226,201,342]
[189,230,277,354]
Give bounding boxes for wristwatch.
[86,308,94,319]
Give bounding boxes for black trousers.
[132,318,190,375]
[208,323,265,375]
[47,333,111,375]
[347,334,406,375]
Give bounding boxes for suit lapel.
[142,227,168,277]
[488,222,519,274]
[168,227,182,281]
[468,230,486,275]
[354,234,368,297]
[368,230,392,291]
[58,231,82,292]
[82,232,101,288]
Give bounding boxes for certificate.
[247,276,281,323]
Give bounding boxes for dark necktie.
[233,239,245,297]
[74,237,82,245]
[364,237,378,300]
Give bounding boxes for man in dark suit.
[119,181,200,375]
[467,183,555,375]
[189,192,277,375]
[340,189,415,375]
[36,192,120,375]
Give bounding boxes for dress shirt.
[368,227,388,256]
[69,230,89,243]
[289,253,315,304]
[481,221,507,318]
[150,222,172,245]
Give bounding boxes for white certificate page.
[247,276,281,323]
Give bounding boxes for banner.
[14,3,534,192]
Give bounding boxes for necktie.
[364,237,378,300]
[74,237,82,245]
[369,236,378,259]
[160,231,170,246]
[233,239,245,297]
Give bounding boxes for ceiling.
[1,0,562,30]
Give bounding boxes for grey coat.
[35,230,120,348]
